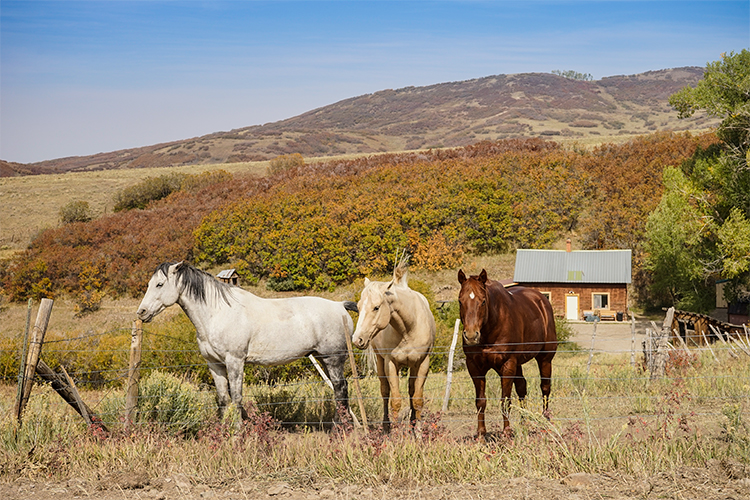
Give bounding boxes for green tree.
[644,167,714,311]
[652,50,750,308]
[669,50,750,152]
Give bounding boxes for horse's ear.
[364,277,371,286]
[458,269,466,284]
[170,261,184,274]
[479,269,488,284]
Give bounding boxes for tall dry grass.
[1,345,748,488]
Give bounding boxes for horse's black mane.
[157,261,234,306]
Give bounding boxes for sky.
[1,1,748,164]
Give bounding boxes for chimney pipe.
[566,238,572,252]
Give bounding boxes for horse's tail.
[343,301,358,313]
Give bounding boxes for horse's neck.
[487,285,511,325]
[387,289,419,337]
[177,294,236,340]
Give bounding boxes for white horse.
[136,262,357,420]
[352,257,435,432]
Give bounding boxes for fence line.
[5,315,749,434]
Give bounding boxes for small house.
[216,269,239,286]
[715,279,749,325]
[513,245,632,321]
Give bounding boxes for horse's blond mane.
[392,251,410,287]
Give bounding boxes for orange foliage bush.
[195,140,588,288]
[1,133,718,299]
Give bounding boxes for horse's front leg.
[376,354,391,433]
[408,354,430,425]
[319,353,349,422]
[225,355,249,420]
[383,356,403,430]
[500,358,518,435]
[466,357,488,438]
[206,361,231,419]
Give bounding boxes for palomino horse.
[352,258,435,432]
[457,269,557,437]
[137,262,358,420]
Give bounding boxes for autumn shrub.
[268,153,305,175]
[179,169,232,192]
[3,258,54,301]
[113,173,187,212]
[59,200,93,224]
[73,261,106,315]
[194,143,587,290]
[2,173,259,302]
[2,133,719,302]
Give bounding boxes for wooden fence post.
[644,308,673,379]
[344,331,368,430]
[14,299,33,422]
[586,321,597,374]
[35,360,108,433]
[442,319,460,413]
[700,327,719,362]
[308,354,360,427]
[630,314,636,367]
[711,325,738,359]
[125,319,143,429]
[15,298,54,423]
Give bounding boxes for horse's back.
[489,282,557,350]
[239,294,354,362]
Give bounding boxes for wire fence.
[4,319,749,436]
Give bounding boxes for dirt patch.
[568,319,648,354]
[3,461,749,500]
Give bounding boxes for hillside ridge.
[3,67,716,176]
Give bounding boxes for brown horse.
[457,269,557,437]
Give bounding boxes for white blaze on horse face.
[460,284,484,345]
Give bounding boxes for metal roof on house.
[513,249,632,284]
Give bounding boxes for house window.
[592,293,609,309]
[540,291,552,303]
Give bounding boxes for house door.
[565,294,579,321]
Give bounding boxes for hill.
[2,67,717,175]
[1,132,719,303]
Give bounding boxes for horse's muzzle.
[462,330,481,345]
[137,309,154,323]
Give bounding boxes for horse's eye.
[156,282,164,288]
[374,306,380,311]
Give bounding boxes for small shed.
[513,247,632,321]
[216,269,239,286]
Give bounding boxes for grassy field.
[0,254,747,497]
[1,346,748,489]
